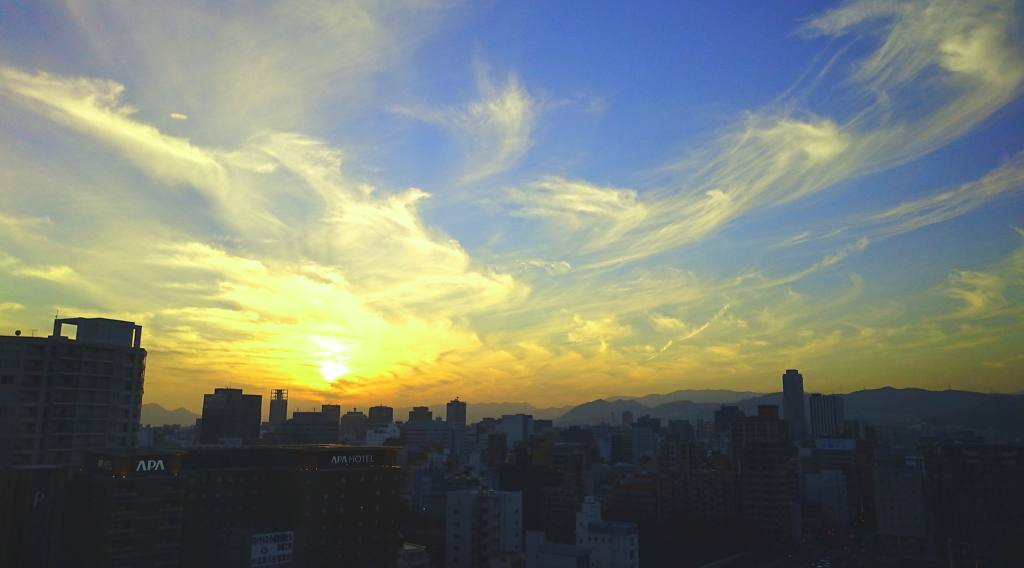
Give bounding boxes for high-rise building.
[368,405,394,424]
[714,405,745,435]
[809,394,845,439]
[730,407,795,549]
[269,405,339,444]
[873,455,930,554]
[446,489,523,568]
[269,389,288,430]
[0,317,146,466]
[409,406,432,422]
[575,496,639,568]
[501,414,534,449]
[446,397,467,426]
[340,408,367,441]
[620,410,634,427]
[198,388,262,445]
[782,369,805,442]
[929,443,1024,567]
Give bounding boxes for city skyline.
[2,0,1024,413]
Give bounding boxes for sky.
[1,0,1023,414]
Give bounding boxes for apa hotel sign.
[316,447,396,468]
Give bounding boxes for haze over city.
[2,0,1023,414]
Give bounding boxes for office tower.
[409,406,432,422]
[781,369,805,442]
[403,420,457,454]
[446,397,467,426]
[714,405,745,435]
[501,414,535,448]
[873,455,930,555]
[198,388,262,445]
[609,428,635,465]
[804,469,849,529]
[809,394,845,439]
[446,489,523,568]
[929,443,1024,567]
[340,407,367,441]
[730,408,795,549]
[368,405,394,424]
[0,317,146,466]
[575,496,640,568]
[620,410,634,426]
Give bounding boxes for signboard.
[815,438,856,451]
[317,448,396,469]
[250,531,293,566]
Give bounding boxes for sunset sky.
[2,0,1023,414]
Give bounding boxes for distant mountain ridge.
[141,403,200,426]
[554,388,1022,427]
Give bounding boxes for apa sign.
[330,454,375,465]
[135,459,165,472]
[250,531,294,566]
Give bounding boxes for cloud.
[395,69,536,183]
[507,177,646,250]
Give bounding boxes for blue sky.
[1,0,1023,412]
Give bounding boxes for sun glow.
[316,340,352,382]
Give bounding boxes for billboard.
[815,438,856,451]
[250,531,293,566]
[317,447,397,469]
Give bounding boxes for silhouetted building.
[620,411,634,427]
[782,369,805,442]
[268,389,288,430]
[446,398,467,426]
[731,408,795,548]
[501,414,534,449]
[368,405,394,424]
[269,406,339,444]
[198,388,261,445]
[714,405,745,435]
[6,445,400,568]
[929,443,1024,567]
[409,406,432,422]
[0,464,75,568]
[0,317,146,467]
[340,408,367,441]
[809,394,844,439]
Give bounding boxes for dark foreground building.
[0,445,401,568]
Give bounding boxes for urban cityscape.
[1,317,1022,567]
[2,0,1024,567]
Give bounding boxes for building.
[340,408,367,441]
[620,411,633,427]
[405,419,457,454]
[501,414,535,449]
[447,398,468,426]
[446,489,524,568]
[873,455,930,554]
[782,369,805,442]
[268,389,288,430]
[366,422,400,446]
[2,445,402,568]
[409,406,433,422]
[714,405,745,435]
[526,531,589,568]
[397,542,430,568]
[368,405,394,425]
[198,388,262,445]
[804,469,849,529]
[0,317,146,466]
[808,394,844,439]
[269,406,339,444]
[730,407,795,548]
[929,443,1024,567]
[575,496,639,568]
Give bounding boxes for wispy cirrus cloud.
[394,69,536,183]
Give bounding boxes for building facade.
[0,317,146,467]
[447,398,467,426]
[198,388,262,445]
[445,489,524,568]
[808,394,844,440]
[574,496,639,568]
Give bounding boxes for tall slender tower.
[782,369,805,442]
